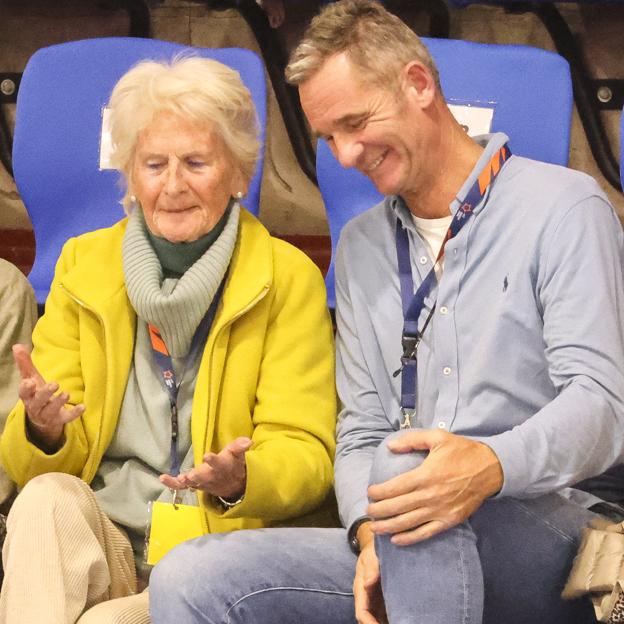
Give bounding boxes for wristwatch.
[348,516,371,554]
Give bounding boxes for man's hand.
[13,344,84,451]
[367,430,503,545]
[160,436,252,499]
[353,522,387,624]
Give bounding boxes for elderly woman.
[0,56,336,624]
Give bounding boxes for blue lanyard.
[148,279,226,476]
[395,145,511,428]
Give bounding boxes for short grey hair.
[107,55,260,212]
[286,0,440,92]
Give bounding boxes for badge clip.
[400,409,414,429]
[171,488,182,510]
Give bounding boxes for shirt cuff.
[470,431,530,498]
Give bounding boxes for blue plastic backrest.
[13,38,267,304]
[318,38,572,307]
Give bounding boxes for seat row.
[11,36,623,309]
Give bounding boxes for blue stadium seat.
[442,0,623,194]
[13,38,267,305]
[318,37,572,308]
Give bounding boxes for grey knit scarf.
[122,203,240,358]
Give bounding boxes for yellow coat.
[1,209,338,533]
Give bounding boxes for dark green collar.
[142,204,231,278]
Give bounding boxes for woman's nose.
[164,159,187,194]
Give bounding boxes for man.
[149,2,624,622]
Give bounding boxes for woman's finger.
[12,345,46,385]
[18,378,37,402]
[26,382,60,422]
[202,438,252,466]
[182,464,213,488]
[61,403,85,424]
[201,452,243,483]
[226,437,253,457]
[39,392,70,422]
[160,474,186,490]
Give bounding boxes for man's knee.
[369,430,427,486]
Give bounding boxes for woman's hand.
[160,436,252,499]
[12,344,85,451]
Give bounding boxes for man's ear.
[402,61,437,109]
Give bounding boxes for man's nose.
[332,134,364,169]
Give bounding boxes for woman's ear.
[126,165,137,201]
[402,61,437,109]
[230,167,248,199]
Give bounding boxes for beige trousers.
[0,472,151,624]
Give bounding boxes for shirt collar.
[389,131,510,229]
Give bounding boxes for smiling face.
[299,53,435,200]
[131,111,242,243]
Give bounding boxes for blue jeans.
[149,433,598,624]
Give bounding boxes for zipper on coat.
[196,284,270,462]
[58,283,108,483]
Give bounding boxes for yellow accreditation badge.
[146,491,205,566]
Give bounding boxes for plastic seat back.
[13,38,267,304]
[318,37,572,307]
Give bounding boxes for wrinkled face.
[131,111,242,243]
[299,53,428,198]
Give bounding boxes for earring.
[235,191,244,199]
[129,194,137,203]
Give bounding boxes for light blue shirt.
[334,133,624,532]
